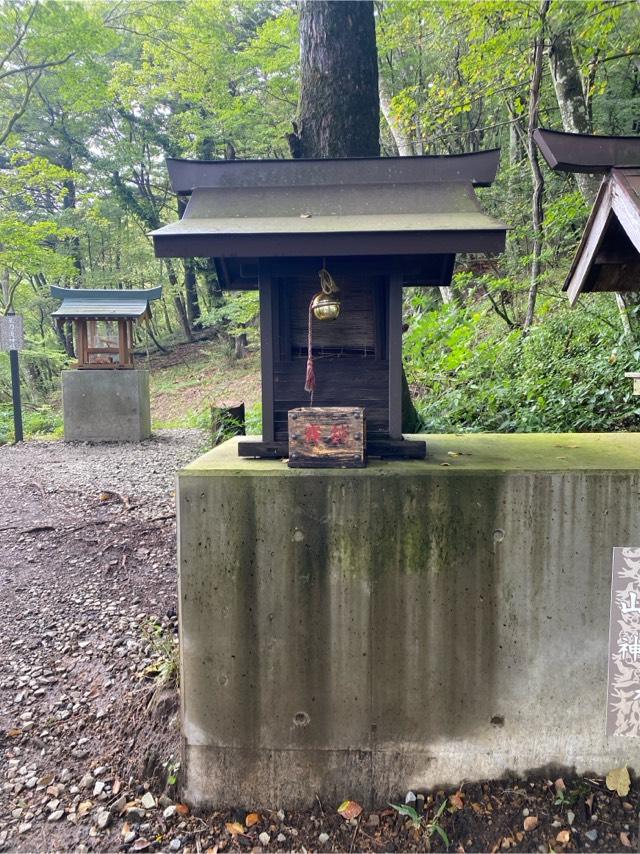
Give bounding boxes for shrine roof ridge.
[534,128,640,173]
[165,149,501,194]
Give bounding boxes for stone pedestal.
[178,433,640,809]
[62,369,151,442]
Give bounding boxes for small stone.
[523,816,539,832]
[163,805,176,820]
[159,794,173,808]
[126,807,145,822]
[277,810,285,822]
[124,831,136,844]
[60,769,71,783]
[18,823,32,834]
[48,810,64,822]
[567,810,575,826]
[169,840,181,852]
[96,810,111,830]
[113,794,126,815]
[585,830,598,842]
[259,832,270,846]
[93,766,107,776]
[93,780,106,797]
[367,814,380,827]
[522,808,530,817]
[79,774,93,790]
[141,792,156,810]
[318,832,329,845]
[277,834,286,843]
[25,777,37,789]
[405,791,416,804]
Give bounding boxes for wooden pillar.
[387,275,403,440]
[118,319,128,367]
[76,319,88,368]
[259,267,275,442]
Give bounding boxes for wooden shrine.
[51,286,162,369]
[151,154,506,459]
[534,128,640,306]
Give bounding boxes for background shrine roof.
[51,286,162,319]
[563,168,640,304]
[534,128,640,173]
[151,152,507,259]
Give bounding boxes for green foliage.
[405,294,640,433]
[201,292,260,338]
[389,798,450,847]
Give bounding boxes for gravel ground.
[0,430,206,853]
[1,431,639,854]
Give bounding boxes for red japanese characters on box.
[287,407,366,468]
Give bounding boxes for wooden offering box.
[288,407,365,468]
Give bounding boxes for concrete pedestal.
[62,369,151,442]
[178,433,640,808]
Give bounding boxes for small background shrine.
[51,286,161,442]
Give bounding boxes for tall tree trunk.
[179,198,201,327]
[297,0,419,430]
[548,28,600,203]
[298,1,380,158]
[379,77,415,156]
[523,2,549,332]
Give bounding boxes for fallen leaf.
[501,836,514,849]
[523,816,538,832]
[515,832,524,843]
[620,831,632,847]
[175,803,190,816]
[449,791,464,811]
[246,812,260,827]
[556,830,570,845]
[133,840,150,851]
[471,802,483,814]
[337,800,363,820]
[6,728,21,738]
[121,823,131,837]
[112,779,121,796]
[554,778,566,792]
[77,801,93,817]
[606,766,631,797]
[225,822,245,836]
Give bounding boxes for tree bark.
[297,0,419,429]
[379,77,415,156]
[548,27,600,203]
[298,1,380,158]
[523,2,550,332]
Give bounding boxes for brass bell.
[311,289,341,321]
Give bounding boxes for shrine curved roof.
[51,286,162,319]
[151,155,507,260]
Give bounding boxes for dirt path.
[0,431,206,852]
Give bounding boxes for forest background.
[0,0,639,443]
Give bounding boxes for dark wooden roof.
[563,169,640,304]
[165,150,501,193]
[534,128,640,173]
[51,286,162,319]
[150,152,506,263]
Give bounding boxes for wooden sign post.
[607,547,640,737]
[0,313,24,443]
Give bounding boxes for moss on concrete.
[182,432,640,476]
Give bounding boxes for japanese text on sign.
[607,547,640,736]
[0,315,24,352]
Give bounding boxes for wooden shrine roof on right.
[534,129,640,305]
